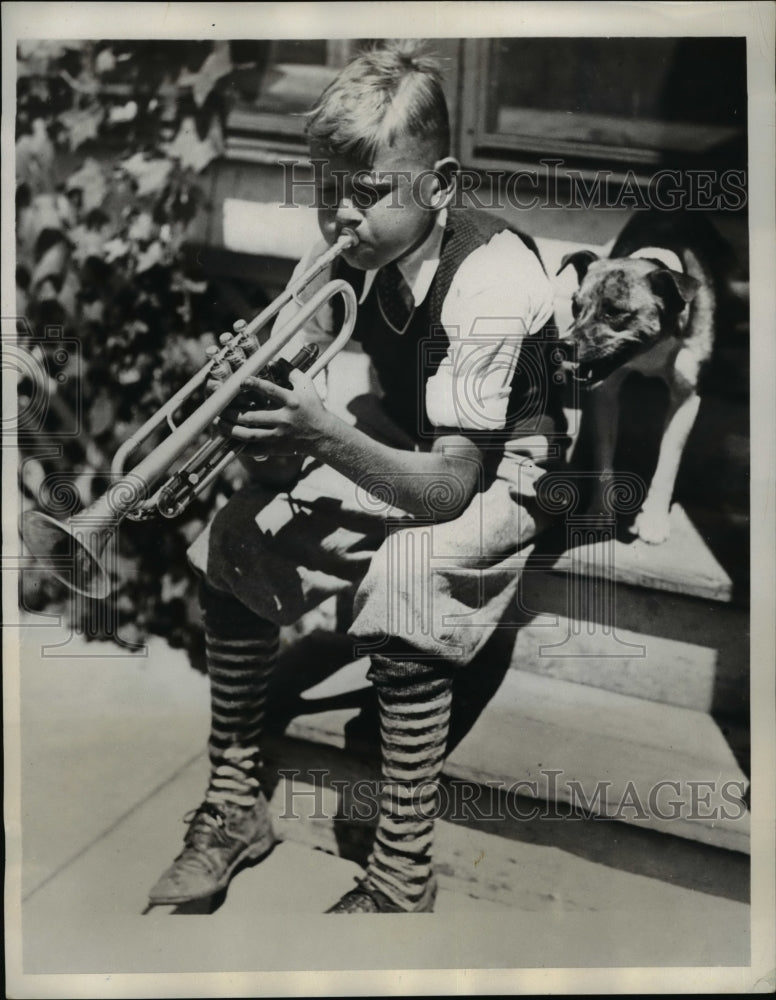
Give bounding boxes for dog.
[557,211,733,544]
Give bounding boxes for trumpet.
[152,339,322,520]
[21,229,359,600]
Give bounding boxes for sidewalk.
[10,614,750,976]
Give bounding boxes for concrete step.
[317,500,749,720]
[535,497,742,604]
[263,736,748,906]
[272,654,750,854]
[511,568,748,716]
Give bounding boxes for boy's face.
[311,135,452,271]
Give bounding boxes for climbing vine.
[17,40,265,657]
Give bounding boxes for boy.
[149,41,566,913]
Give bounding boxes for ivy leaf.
[107,100,138,125]
[103,237,131,263]
[70,224,108,266]
[88,388,118,437]
[17,40,81,76]
[58,105,104,151]
[31,238,69,290]
[119,152,173,197]
[20,456,47,500]
[81,299,105,324]
[163,114,223,173]
[94,47,117,76]
[16,119,55,192]
[66,157,107,214]
[17,192,75,262]
[177,40,232,107]
[59,69,100,99]
[135,240,164,273]
[34,269,80,322]
[127,211,156,243]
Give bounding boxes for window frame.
[224,40,361,163]
[458,38,746,178]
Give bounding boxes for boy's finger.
[226,408,288,429]
[216,403,243,426]
[227,425,279,443]
[288,368,313,389]
[241,375,291,403]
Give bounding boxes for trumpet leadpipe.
[110,228,358,479]
[102,278,357,521]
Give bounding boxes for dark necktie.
[376,261,415,334]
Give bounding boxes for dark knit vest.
[333,207,567,452]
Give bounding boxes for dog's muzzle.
[562,333,645,389]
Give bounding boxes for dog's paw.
[630,507,671,545]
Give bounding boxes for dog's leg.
[586,372,627,517]
[630,365,701,544]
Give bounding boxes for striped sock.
[364,657,453,910]
[201,584,280,807]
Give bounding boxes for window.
[461,38,747,172]
[225,40,368,160]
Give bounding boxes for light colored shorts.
[188,435,551,666]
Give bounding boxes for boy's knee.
[187,486,268,585]
[352,524,428,611]
[200,580,277,636]
[189,487,302,625]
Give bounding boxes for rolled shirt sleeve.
[425,230,554,432]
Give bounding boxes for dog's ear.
[648,268,700,313]
[557,249,599,282]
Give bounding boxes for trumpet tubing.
[21,230,359,599]
[155,342,321,519]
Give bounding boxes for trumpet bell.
[21,510,115,600]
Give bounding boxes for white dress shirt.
[272,209,555,434]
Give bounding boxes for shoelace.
[349,875,436,912]
[182,802,237,852]
[357,881,395,909]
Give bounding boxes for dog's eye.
[604,307,634,329]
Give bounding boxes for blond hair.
[306,40,450,166]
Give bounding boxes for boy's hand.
[217,369,331,456]
[205,375,269,459]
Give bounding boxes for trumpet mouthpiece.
[338,228,359,249]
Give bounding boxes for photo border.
[3,2,774,996]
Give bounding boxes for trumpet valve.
[223,341,247,368]
[233,319,260,356]
[205,345,232,381]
